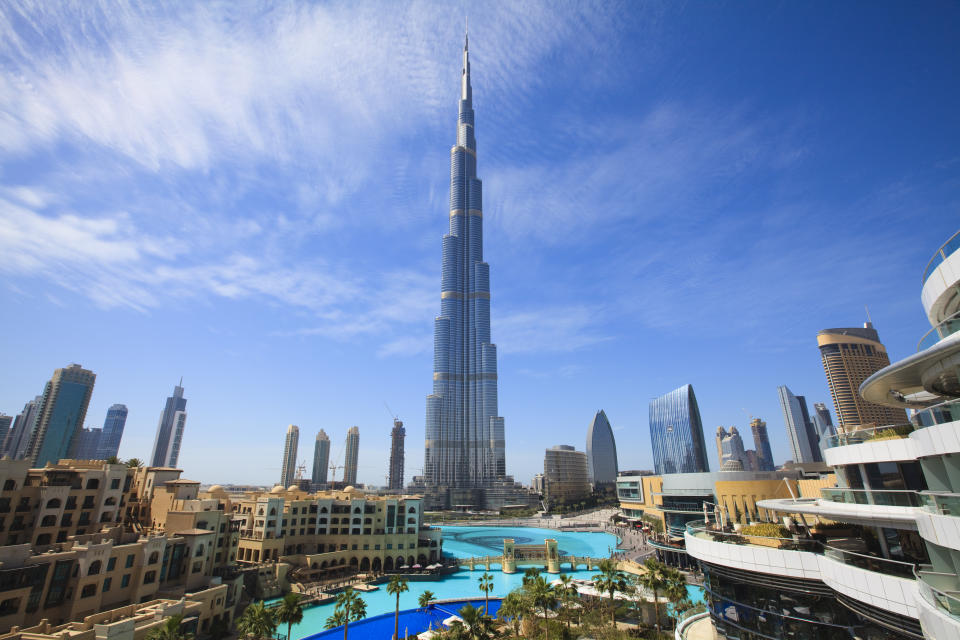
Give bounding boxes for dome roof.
[207,484,223,493]
[287,484,300,491]
[270,485,285,494]
[344,486,356,493]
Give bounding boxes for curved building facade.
[649,384,709,475]
[585,410,618,488]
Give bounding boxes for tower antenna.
[864,304,873,325]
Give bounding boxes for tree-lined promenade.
[232,557,702,640]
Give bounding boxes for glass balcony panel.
[824,424,914,449]
[820,488,921,507]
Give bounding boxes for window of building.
[375,544,380,550]
[148,552,159,564]
[121,574,130,588]
[2,480,14,491]
[45,498,61,509]
[102,577,112,592]
[88,560,102,576]
[107,557,116,571]
[110,478,120,489]
[35,534,51,546]
[143,571,156,584]
[398,543,404,549]
[0,597,20,615]
[81,584,96,598]
[125,554,134,568]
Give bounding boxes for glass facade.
[312,430,330,485]
[150,384,187,467]
[424,35,505,491]
[95,403,127,460]
[649,384,709,474]
[777,385,822,464]
[585,409,618,487]
[29,364,96,467]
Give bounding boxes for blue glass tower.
[95,403,128,460]
[649,384,710,474]
[424,34,506,492]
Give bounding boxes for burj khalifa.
[421,35,527,510]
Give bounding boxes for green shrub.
[739,523,790,538]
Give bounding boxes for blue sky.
[0,1,958,487]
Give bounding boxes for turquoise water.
[284,525,700,639]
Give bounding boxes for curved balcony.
[859,331,960,409]
[759,489,922,529]
[915,566,960,638]
[922,229,960,324]
[821,487,922,508]
[916,492,960,552]
[823,423,915,449]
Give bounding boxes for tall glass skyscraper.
[28,363,96,466]
[750,417,775,471]
[343,426,360,486]
[280,424,299,487]
[586,410,618,488]
[424,35,506,495]
[778,385,823,464]
[312,429,330,486]
[150,383,187,467]
[95,403,128,460]
[649,384,709,475]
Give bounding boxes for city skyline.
[0,3,958,485]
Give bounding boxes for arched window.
[408,506,416,513]
[269,508,276,516]
[40,515,56,527]
[45,498,61,509]
[349,557,358,567]
[148,552,159,564]
[353,507,361,514]
[104,497,117,506]
[3,480,15,491]
[86,479,99,490]
[320,506,328,513]
[88,560,102,576]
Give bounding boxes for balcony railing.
[919,492,960,516]
[917,309,960,352]
[820,488,922,508]
[922,228,960,286]
[916,566,960,619]
[686,521,921,580]
[823,423,914,449]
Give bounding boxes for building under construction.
[388,418,405,490]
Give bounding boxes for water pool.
[283,525,699,639]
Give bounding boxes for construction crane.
[329,462,343,482]
[294,460,307,482]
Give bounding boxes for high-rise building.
[0,414,11,453]
[543,445,591,507]
[72,427,102,459]
[388,418,405,490]
[280,424,299,487]
[716,426,747,469]
[4,396,42,459]
[343,426,359,486]
[150,383,187,467]
[423,35,507,506]
[817,323,909,430]
[95,404,128,460]
[649,384,710,474]
[811,402,835,439]
[312,429,330,486]
[585,410,619,489]
[749,417,775,471]
[778,385,823,464]
[27,364,96,466]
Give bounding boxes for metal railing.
[686,522,920,580]
[916,565,960,619]
[922,229,960,286]
[919,492,960,516]
[820,487,923,508]
[917,308,960,352]
[823,423,914,449]
[912,397,960,430]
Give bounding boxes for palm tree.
[635,557,670,636]
[522,575,557,640]
[147,614,193,640]
[555,574,578,630]
[456,604,498,640]
[418,590,435,611]
[497,591,529,639]
[275,592,304,640]
[661,565,690,630]
[105,455,120,465]
[237,602,276,640]
[521,567,540,586]
[478,572,494,615]
[387,576,410,640]
[592,559,629,627]
[324,588,367,640]
[126,457,144,468]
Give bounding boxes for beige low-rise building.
[229,485,442,579]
